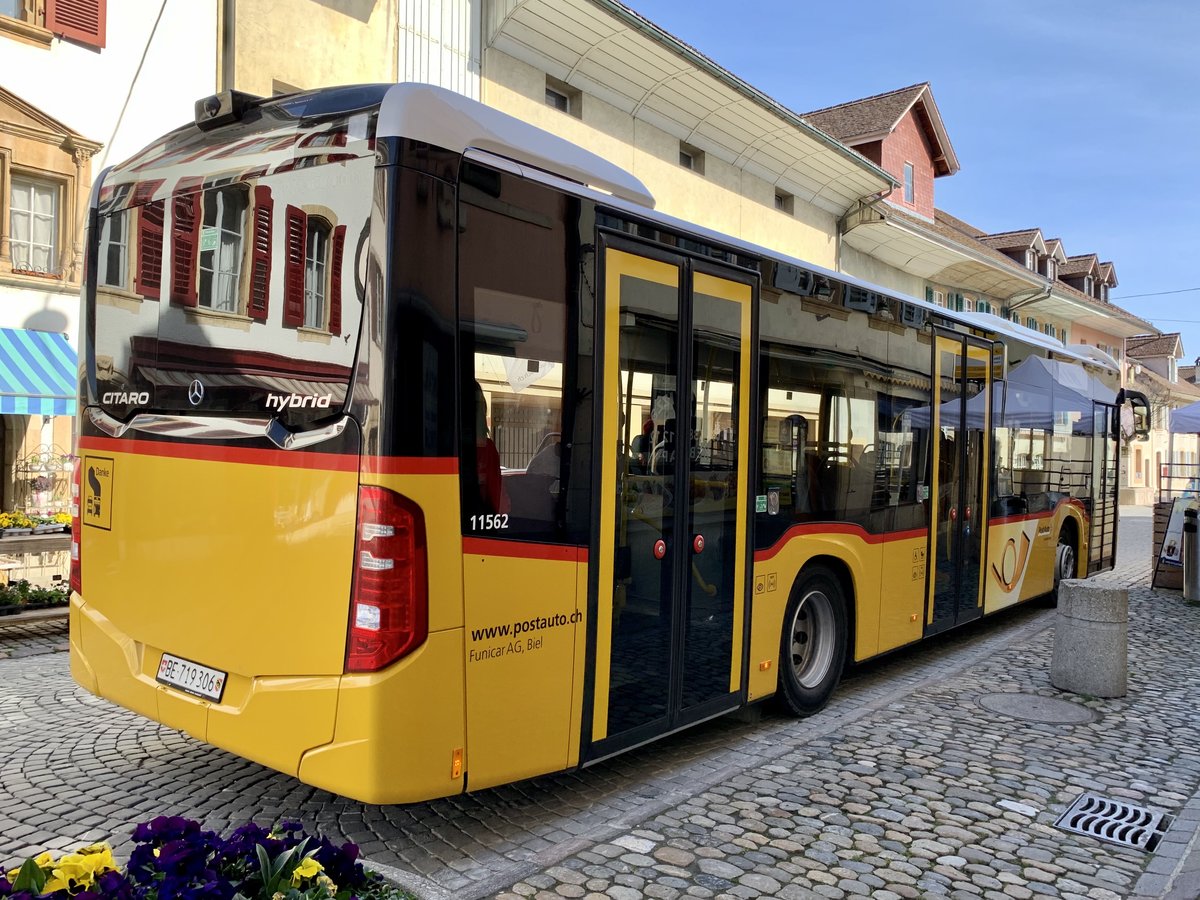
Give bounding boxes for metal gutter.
[592,0,898,192]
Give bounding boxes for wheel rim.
[1057,543,1076,583]
[790,588,835,689]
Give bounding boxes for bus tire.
[777,566,848,717]
[1052,533,1077,605]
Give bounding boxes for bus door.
[589,242,754,758]
[1089,400,1120,573]
[927,333,993,634]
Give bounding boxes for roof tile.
[1126,333,1182,358]
[802,83,928,143]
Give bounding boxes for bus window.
[458,164,576,540]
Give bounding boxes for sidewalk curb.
[364,857,460,900]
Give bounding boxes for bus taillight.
[70,461,81,595]
[346,485,428,672]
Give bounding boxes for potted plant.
[0,512,34,537]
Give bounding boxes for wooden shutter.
[46,0,106,48]
[169,194,201,307]
[329,224,346,336]
[134,200,165,299]
[925,286,933,303]
[282,205,306,327]
[247,186,273,321]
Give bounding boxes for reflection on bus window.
[457,163,575,541]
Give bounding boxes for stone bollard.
[1050,579,1128,698]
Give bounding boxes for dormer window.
[1025,249,1038,270]
[1100,283,1109,301]
[1083,275,1093,295]
[1044,258,1056,280]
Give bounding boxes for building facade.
[1,0,1168,517]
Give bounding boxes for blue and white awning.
[0,328,77,416]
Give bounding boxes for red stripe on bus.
[988,497,1089,527]
[78,435,360,471]
[462,537,587,563]
[363,456,458,476]
[753,523,929,562]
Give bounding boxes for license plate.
[156,653,227,702]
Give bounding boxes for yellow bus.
[71,83,1148,804]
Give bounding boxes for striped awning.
[0,328,77,416]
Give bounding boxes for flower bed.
[0,581,69,616]
[1,818,417,899]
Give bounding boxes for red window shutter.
[169,194,201,307]
[329,224,347,336]
[248,186,273,321]
[135,200,165,299]
[283,205,307,327]
[46,0,106,49]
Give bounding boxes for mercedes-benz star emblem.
[187,379,205,406]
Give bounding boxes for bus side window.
[457,163,582,542]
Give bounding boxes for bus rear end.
[70,86,463,802]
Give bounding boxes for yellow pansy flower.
[290,855,324,886]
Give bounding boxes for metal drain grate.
[1055,793,1173,852]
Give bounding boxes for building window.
[9,176,59,275]
[199,186,248,312]
[303,218,330,329]
[1100,283,1109,301]
[1043,323,1056,339]
[544,76,581,119]
[97,209,128,289]
[774,190,794,215]
[679,142,705,175]
[932,289,944,308]
[903,163,914,203]
[1083,275,1093,296]
[976,300,992,315]
[0,0,106,47]
[1026,317,1037,330]
[1044,258,1056,280]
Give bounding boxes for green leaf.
[11,858,48,893]
[255,843,273,886]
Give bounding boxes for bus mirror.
[1115,389,1151,440]
[1127,390,1151,440]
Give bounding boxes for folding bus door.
[588,241,754,759]
[927,333,993,634]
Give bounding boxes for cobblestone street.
[5,507,1200,899]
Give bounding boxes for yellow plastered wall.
[233,0,397,95]
[481,51,839,269]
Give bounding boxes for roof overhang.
[842,210,1157,337]
[485,0,895,216]
[842,211,1045,299]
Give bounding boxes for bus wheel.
[1053,536,1076,603]
[778,566,847,717]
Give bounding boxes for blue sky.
[626,0,1200,359]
